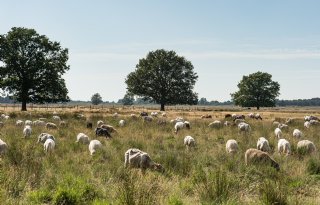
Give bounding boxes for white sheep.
[23,125,32,138]
[278,123,289,130]
[304,121,311,129]
[52,115,61,121]
[46,122,57,130]
[119,119,125,127]
[44,138,55,152]
[97,120,104,127]
[278,138,291,155]
[297,140,316,154]
[113,113,119,118]
[37,133,55,143]
[174,121,190,134]
[274,128,282,139]
[33,120,46,126]
[257,137,270,152]
[238,122,251,133]
[124,148,164,172]
[293,129,303,139]
[272,121,280,127]
[226,139,238,154]
[89,140,102,155]
[151,112,158,117]
[76,133,90,144]
[208,120,222,128]
[184,136,196,149]
[245,148,280,171]
[16,120,24,126]
[161,112,167,117]
[59,121,67,127]
[171,117,184,124]
[25,120,33,126]
[0,139,8,154]
[309,120,319,125]
[224,121,232,126]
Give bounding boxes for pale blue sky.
[1,0,320,101]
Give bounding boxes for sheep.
[124,148,164,172]
[151,112,158,117]
[201,114,212,119]
[226,139,238,154]
[208,120,222,128]
[113,113,119,118]
[225,114,232,118]
[119,120,125,127]
[255,113,262,120]
[161,112,167,117]
[37,133,55,143]
[272,121,280,127]
[44,138,55,152]
[248,113,255,118]
[184,136,196,149]
[293,129,303,139]
[157,118,167,125]
[89,140,102,155]
[140,112,148,117]
[97,120,104,127]
[309,120,319,125]
[245,148,280,171]
[100,124,117,133]
[224,121,232,126]
[16,120,24,126]
[171,117,184,123]
[257,137,270,152]
[46,122,58,130]
[76,133,90,144]
[278,123,289,130]
[304,121,311,129]
[52,115,61,121]
[234,119,245,124]
[33,120,46,126]
[233,114,245,121]
[174,121,190,134]
[0,139,8,154]
[143,116,153,122]
[23,125,32,138]
[25,120,33,126]
[238,122,251,133]
[274,128,282,139]
[305,115,319,121]
[95,127,112,138]
[278,139,291,155]
[59,121,67,127]
[297,140,316,155]
[86,122,93,129]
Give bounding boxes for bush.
[53,188,78,205]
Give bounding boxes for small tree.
[122,93,134,105]
[0,27,70,111]
[91,93,103,105]
[125,49,198,111]
[231,71,280,110]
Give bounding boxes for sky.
[1,0,320,102]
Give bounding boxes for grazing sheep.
[297,140,316,154]
[293,129,303,139]
[272,121,280,127]
[89,140,102,155]
[257,137,270,152]
[238,122,251,133]
[224,121,232,126]
[184,136,196,149]
[245,148,280,171]
[25,120,33,126]
[201,114,212,119]
[278,123,289,130]
[171,117,184,123]
[286,118,293,124]
[305,115,319,121]
[274,128,282,139]
[226,139,238,154]
[76,133,90,144]
[234,119,245,124]
[113,113,119,118]
[124,148,164,172]
[248,113,255,118]
[151,112,158,117]
[143,116,153,122]
[16,120,24,126]
[86,122,93,129]
[97,120,104,127]
[233,114,245,121]
[52,115,61,121]
[0,139,8,154]
[174,121,190,134]
[100,124,117,133]
[59,121,67,127]
[46,122,58,130]
[23,125,32,138]
[309,120,319,125]
[44,139,55,152]
[255,113,262,120]
[95,127,112,138]
[304,121,311,129]
[140,112,148,117]
[119,120,125,127]
[33,120,46,126]
[208,120,222,128]
[161,112,167,117]
[278,139,291,155]
[37,133,55,143]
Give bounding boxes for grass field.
[0,106,320,204]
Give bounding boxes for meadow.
[0,106,320,205]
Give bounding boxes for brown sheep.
[245,148,280,171]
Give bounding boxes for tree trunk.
[21,100,27,111]
[257,105,260,110]
[160,103,165,111]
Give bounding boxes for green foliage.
[125,49,198,110]
[259,179,288,205]
[0,27,70,111]
[231,71,280,110]
[168,195,184,205]
[53,188,78,205]
[307,158,320,175]
[91,93,103,105]
[121,92,135,105]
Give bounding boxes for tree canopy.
[231,71,280,110]
[125,49,198,111]
[91,93,103,105]
[0,27,70,111]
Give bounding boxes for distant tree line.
[276,98,320,107]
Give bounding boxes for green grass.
[0,110,319,204]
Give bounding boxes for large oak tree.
[125,49,198,111]
[0,27,70,111]
[231,71,280,110]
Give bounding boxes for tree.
[231,71,280,110]
[0,27,69,111]
[198,97,209,105]
[122,92,134,105]
[91,93,103,105]
[125,49,198,111]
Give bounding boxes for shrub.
[259,179,287,205]
[307,158,320,175]
[53,188,78,205]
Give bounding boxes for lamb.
[37,133,55,143]
[0,139,8,154]
[124,148,164,172]
[257,137,270,152]
[46,122,58,130]
[226,139,238,154]
[278,139,291,155]
[119,120,125,127]
[245,148,280,171]
[208,120,222,128]
[233,114,245,121]
[293,129,303,139]
[97,120,104,127]
[95,127,112,138]
[23,125,32,138]
[89,140,102,155]
[174,121,190,134]
[297,140,316,154]
[44,138,55,152]
[76,133,90,144]
[305,115,319,121]
[238,122,251,133]
[248,113,255,118]
[184,136,196,149]
[274,128,282,139]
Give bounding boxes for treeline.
[276,98,320,107]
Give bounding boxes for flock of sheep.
[0,111,319,173]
